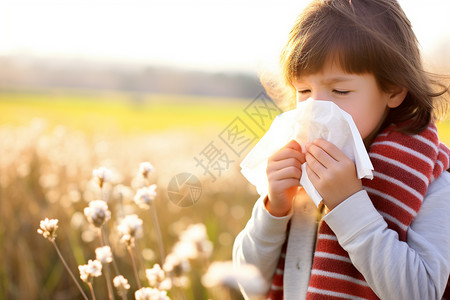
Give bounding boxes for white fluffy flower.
[139,162,155,178]
[78,259,103,283]
[202,261,266,297]
[92,166,112,188]
[113,275,130,296]
[84,200,111,227]
[134,185,157,209]
[162,253,190,280]
[174,223,213,260]
[117,214,143,246]
[135,287,170,300]
[146,264,167,288]
[135,287,153,300]
[172,240,197,261]
[37,218,59,241]
[180,223,208,242]
[95,246,113,264]
[158,278,172,291]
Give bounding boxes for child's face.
[293,59,393,144]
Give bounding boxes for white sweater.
[233,171,450,300]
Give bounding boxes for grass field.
[1,89,450,300]
[0,90,251,134]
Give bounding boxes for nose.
[310,90,329,101]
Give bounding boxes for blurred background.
[0,0,449,299]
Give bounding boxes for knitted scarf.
[267,123,450,299]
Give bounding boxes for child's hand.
[305,139,363,210]
[266,140,305,217]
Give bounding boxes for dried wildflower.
[38,219,89,299]
[158,278,172,291]
[202,261,266,297]
[84,200,111,227]
[176,223,213,260]
[135,287,170,300]
[134,287,153,300]
[78,259,103,283]
[172,240,197,261]
[163,252,190,280]
[95,246,113,264]
[134,185,157,209]
[92,166,112,188]
[37,218,59,241]
[139,162,155,178]
[146,264,167,288]
[113,275,130,296]
[117,214,143,246]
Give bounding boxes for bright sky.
[0,0,449,73]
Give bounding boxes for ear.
[387,86,408,108]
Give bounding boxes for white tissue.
[240,98,373,207]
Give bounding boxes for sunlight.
[0,0,448,73]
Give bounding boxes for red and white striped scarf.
[267,123,450,299]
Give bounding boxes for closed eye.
[298,90,311,95]
[333,90,350,95]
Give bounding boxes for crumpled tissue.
[240,98,374,207]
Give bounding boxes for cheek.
[338,106,366,133]
[354,120,373,139]
[353,108,386,139]
[351,116,369,138]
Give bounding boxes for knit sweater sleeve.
[233,195,292,297]
[323,172,450,300]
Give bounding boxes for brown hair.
[266,0,449,134]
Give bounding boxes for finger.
[267,157,303,173]
[268,165,302,181]
[285,139,302,152]
[270,147,305,165]
[305,163,320,182]
[305,152,327,178]
[284,140,305,163]
[307,143,336,168]
[311,139,347,162]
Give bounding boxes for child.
[233,0,450,299]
